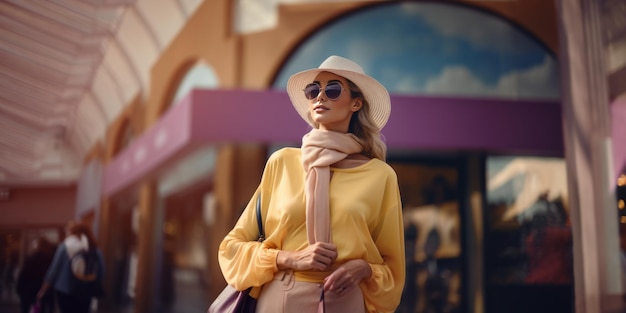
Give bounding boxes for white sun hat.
[286,55,391,130]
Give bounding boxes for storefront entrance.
[390,154,466,313]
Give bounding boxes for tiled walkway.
[0,269,209,313]
[0,299,208,313]
[0,282,208,313]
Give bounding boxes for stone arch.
[156,59,220,117]
[104,95,143,163]
[271,1,558,100]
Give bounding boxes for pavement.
[0,281,208,313]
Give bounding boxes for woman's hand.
[277,242,337,271]
[323,259,371,295]
[36,283,49,301]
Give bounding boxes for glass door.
[390,158,465,313]
[484,156,573,313]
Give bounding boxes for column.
[134,181,162,313]
[557,0,619,312]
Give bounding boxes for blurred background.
[0,0,625,312]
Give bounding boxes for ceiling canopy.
[0,0,203,185]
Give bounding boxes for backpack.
[70,249,98,282]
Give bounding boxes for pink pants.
[256,271,366,313]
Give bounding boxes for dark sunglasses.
[303,81,345,100]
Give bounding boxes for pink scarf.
[301,129,364,244]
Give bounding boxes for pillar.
[557,0,620,312]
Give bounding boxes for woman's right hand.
[36,283,49,301]
[277,242,337,271]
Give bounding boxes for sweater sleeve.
[217,155,280,291]
[361,176,406,313]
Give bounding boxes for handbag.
[29,301,41,313]
[208,194,265,313]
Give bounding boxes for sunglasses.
[303,82,345,100]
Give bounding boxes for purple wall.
[189,89,563,155]
[383,94,562,155]
[102,95,193,196]
[102,89,564,196]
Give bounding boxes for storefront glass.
[155,146,217,312]
[390,158,464,313]
[485,156,573,312]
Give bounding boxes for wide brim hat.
[286,55,391,130]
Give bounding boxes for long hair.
[67,221,98,250]
[345,79,387,161]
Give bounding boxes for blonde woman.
[218,55,405,312]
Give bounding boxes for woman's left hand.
[322,259,372,295]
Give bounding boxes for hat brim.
[287,68,390,130]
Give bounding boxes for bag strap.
[318,289,326,313]
[256,194,265,242]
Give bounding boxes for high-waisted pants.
[256,270,366,313]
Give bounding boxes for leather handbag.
[208,195,265,313]
[29,302,41,313]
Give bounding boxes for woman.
[218,55,405,312]
[37,221,104,313]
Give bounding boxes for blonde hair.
[346,80,387,161]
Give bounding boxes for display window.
[390,159,464,313]
[485,156,573,312]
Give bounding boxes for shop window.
[390,160,463,313]
[485,156,572,313]
[617,168,626,293]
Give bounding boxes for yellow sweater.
[218,148,405,313]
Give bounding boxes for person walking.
[37,221,104,313]
[16,237,56,313]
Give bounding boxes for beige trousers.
[256,271,366,313]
